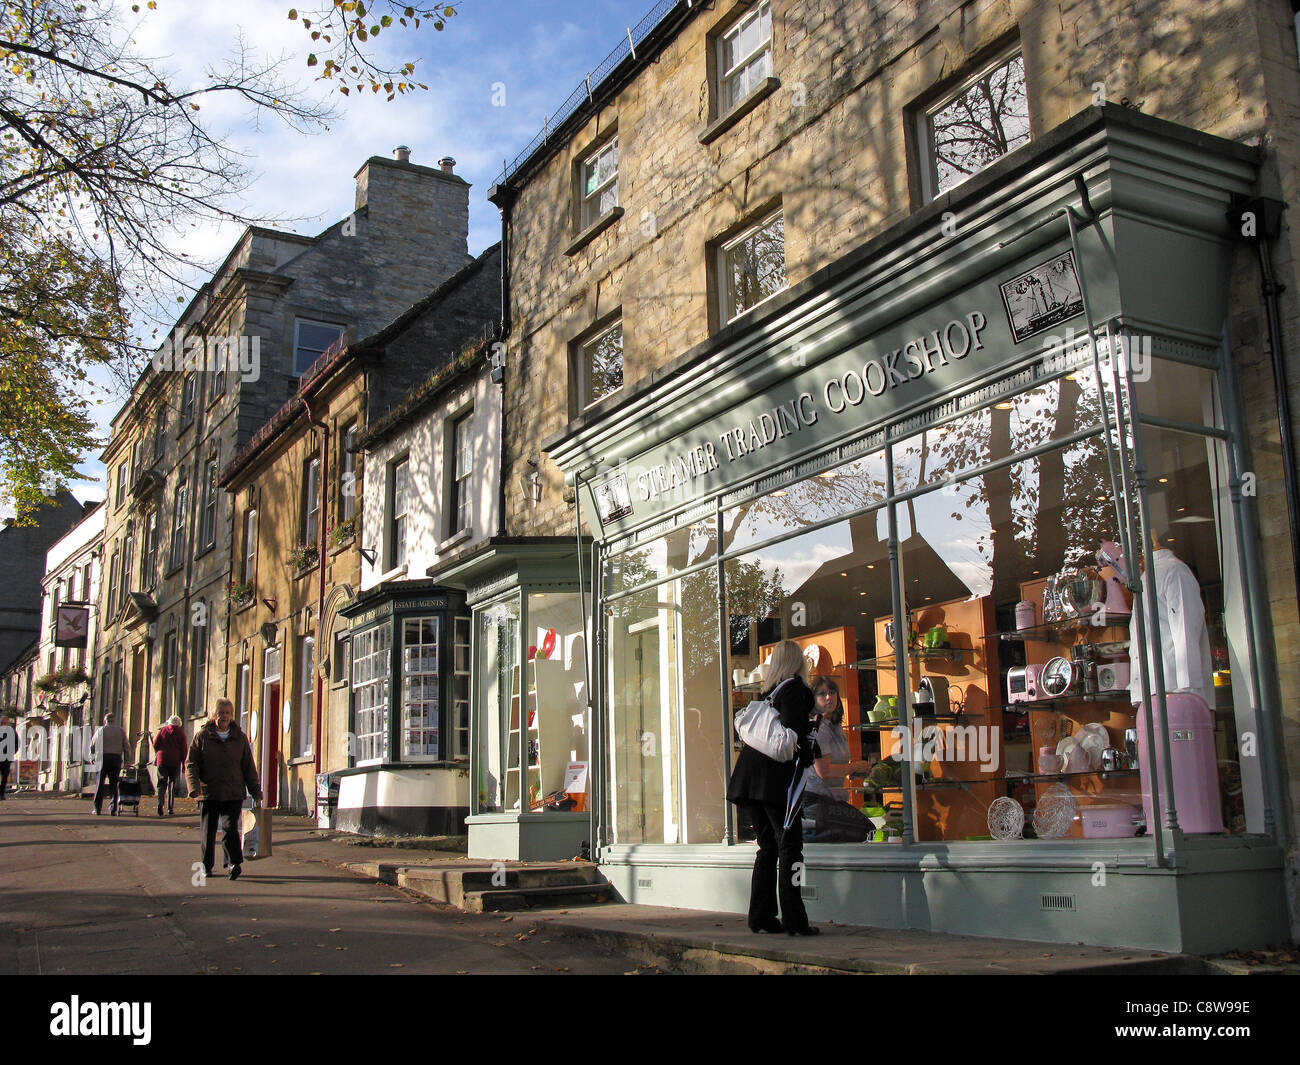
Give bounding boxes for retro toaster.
[1007,663,1044,704]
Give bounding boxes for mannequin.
[1128,526,1214,707]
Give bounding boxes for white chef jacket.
[1128,550,1214,707]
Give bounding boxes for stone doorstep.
[345,860,610,911]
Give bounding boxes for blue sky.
[64,0,659,506]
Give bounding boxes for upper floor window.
[293,320,345,377]
[340,423,358,522]
[120,529,134,598]
[920,48,1030,201]
[180,374,196,426]
[197,459,218,552]
[302,455,321,547]
[450,412,473,536]
[717,1,772,115]
[115,461,128,509]
[576,320,624,411]
[106,551,119,618]
[718,209,786,324]
[242,508,258,584]
[142,510,159,591]
[153,406,166,458]
[191,607,208,716]
[390,457,410,570]
[168,479,188,571]
[579,137,619,230]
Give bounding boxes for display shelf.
[1004,767,1140,784]
[851,646,975,669]
[989,694,1138,714]
[852,712,984,731]
[990,616,1131,644]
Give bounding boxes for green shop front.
[430,539,594,861]
[545,108,1293,953]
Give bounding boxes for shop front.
[547,108,1292,952]
[432,539,593,860]
[334,582,472,835]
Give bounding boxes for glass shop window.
[605,567,724,845]
[401,617,440,760]
[351,624,391,764]
[475,598,519,814]
[524,593,589,811]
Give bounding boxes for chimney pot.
[439,156,456,174]
[393,145,412,163]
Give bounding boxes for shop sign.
[583,244,1087,536]
[394,597,449,613]
[55,606,90,649]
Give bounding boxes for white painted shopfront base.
[467,810,590,861]
[598,837,1288,954]
[335,767,469,837]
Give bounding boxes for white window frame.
[351,624,391,766]
[340,423,358,522]
[293,319,346,377]
[577,320,624,411]
[716,0,772,116]
[142,509,158,591]
[451,412,473,536]
[169,480,187,570]
[579,137,619,230]
[236,662,251,733]
[453,615,470,760]
[297,636,315,758]
[390,457,410,570]
[302,455,321,548]
[242,508,257,584]
[718,209,787,324]
[918,47,1030,203]
[401,616,440,761]
[115,461,128,509]
[180,374,196,425]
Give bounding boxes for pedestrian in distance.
[152,715,188,817]
[185,698,262,882]
[727,640,820,936]
[91,713,129,816]
[0,714,15,801]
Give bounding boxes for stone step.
[388,864,616,911]
[461,882,617,913]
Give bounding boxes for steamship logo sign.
[999,250,1084,343]
[592,473,633,528]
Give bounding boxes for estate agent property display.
[547,109,1291,954]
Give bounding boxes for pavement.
[6,792,1296,975]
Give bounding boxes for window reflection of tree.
[932,55,1030,193]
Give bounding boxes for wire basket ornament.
[1032,783,1077,839]
[987,796,1025,840]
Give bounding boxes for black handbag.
[802,798,874,843]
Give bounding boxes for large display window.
[598,329,1264,849]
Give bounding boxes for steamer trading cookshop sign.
[581,246,1088,538]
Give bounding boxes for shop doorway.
[129,646,147,742]
[262,646,281,808]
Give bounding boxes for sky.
[63,0,662,507]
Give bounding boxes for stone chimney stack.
[393,145,411,163]
[439,156,456,174]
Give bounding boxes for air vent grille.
[1041,893,1076,911]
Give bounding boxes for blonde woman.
[727,640,818,936]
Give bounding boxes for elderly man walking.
[91,713,129,816]
[186,699,261,881]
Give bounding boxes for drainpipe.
[302,393,330,817]
[1226,197,1300,609]
[487,182,516,539]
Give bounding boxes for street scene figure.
[91,713,128,816]
[185,699,261,881]
[727,640,818,936]
[0,715,13,800]
[152,715,188,817]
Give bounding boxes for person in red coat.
[151,715,188,817]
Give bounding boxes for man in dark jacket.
[151,715,188,817]
[186,699,261,881]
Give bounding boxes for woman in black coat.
[727,640,819,935]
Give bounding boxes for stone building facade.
[486,0,1300,946]
[220,244,500,816]
[0,492,89,674]
[95,149,475,763]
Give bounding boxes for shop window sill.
[564,207,624,257]
[699,77,781,145]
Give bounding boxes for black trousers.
[199,799,244,874]
[93,755,122,813]
[0,759,9,797]
[156,765,181,813]
[745,801,810,932]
